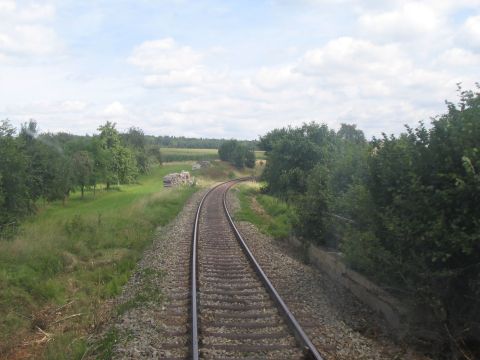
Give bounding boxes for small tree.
[72,150,93,198]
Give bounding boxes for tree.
[260,123,336,198]
[0,120,30,225]
[147,146,162,165]
[218,140,256,169]
[97,122,138,189]
[72,151,93,198]
[124,127,150,174]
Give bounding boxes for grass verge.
[0,163,196,359]
[234,181,295,240]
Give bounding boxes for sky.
[0,0,479,140]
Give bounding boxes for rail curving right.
[190,178,324,359]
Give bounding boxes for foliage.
[72,151,94,198]
[0,121,30,224]
[97,122,138,189]
[259,86,480,358]
[260,123,337,198]
[155,135,257,149]
[0,121,164,228]
[218,140,256,169]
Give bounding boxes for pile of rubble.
[163,171,193,187]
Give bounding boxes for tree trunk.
[81,185,84,199]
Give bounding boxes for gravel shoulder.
[227,185,428,360]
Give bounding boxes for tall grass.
[234,182,295,239]
[0,164,196,359]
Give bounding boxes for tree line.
[218,139,256,168]
[259,87,480,359]
[0,120,161,229]
[154,135,257,149]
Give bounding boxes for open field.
[160,148,266,162]
[255,150,266,160]
[160,147,218,162]
[0,163,197,359]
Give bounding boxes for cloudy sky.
[0,0,479,139]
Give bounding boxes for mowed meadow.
[0,163,196,358]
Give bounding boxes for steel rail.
[191,178,323,359]
[190,179,243,359]
[222,181,325,360]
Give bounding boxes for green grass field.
[255,150,266,160]
[0,163,197,359]
[160,147,218,162]
[160,148,266,162]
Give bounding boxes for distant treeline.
[0,121,161,229]
[260,86,480,359]
[152,135,257,149]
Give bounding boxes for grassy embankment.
[233,181,295,240]
[0,163,199,358]
[160,147,266,162]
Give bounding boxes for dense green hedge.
[259,86,480,359]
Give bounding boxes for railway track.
[189,179,323,359]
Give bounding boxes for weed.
[90,328,119,360]
[116,267,164,315]
[235,182,295,240]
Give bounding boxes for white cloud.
[461,15,480,48]
[5,100,87,115]
[102,101,127,117]
[438,47,480,67]
[60,100,88,113]
[0,0,15,12]
[0,25,59,56]
[252,66,301,91]
[128,38,202,72]
[128,38,209,88]
[0,2,61,60]
[17,3,55,21]
[358,2,441,41]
